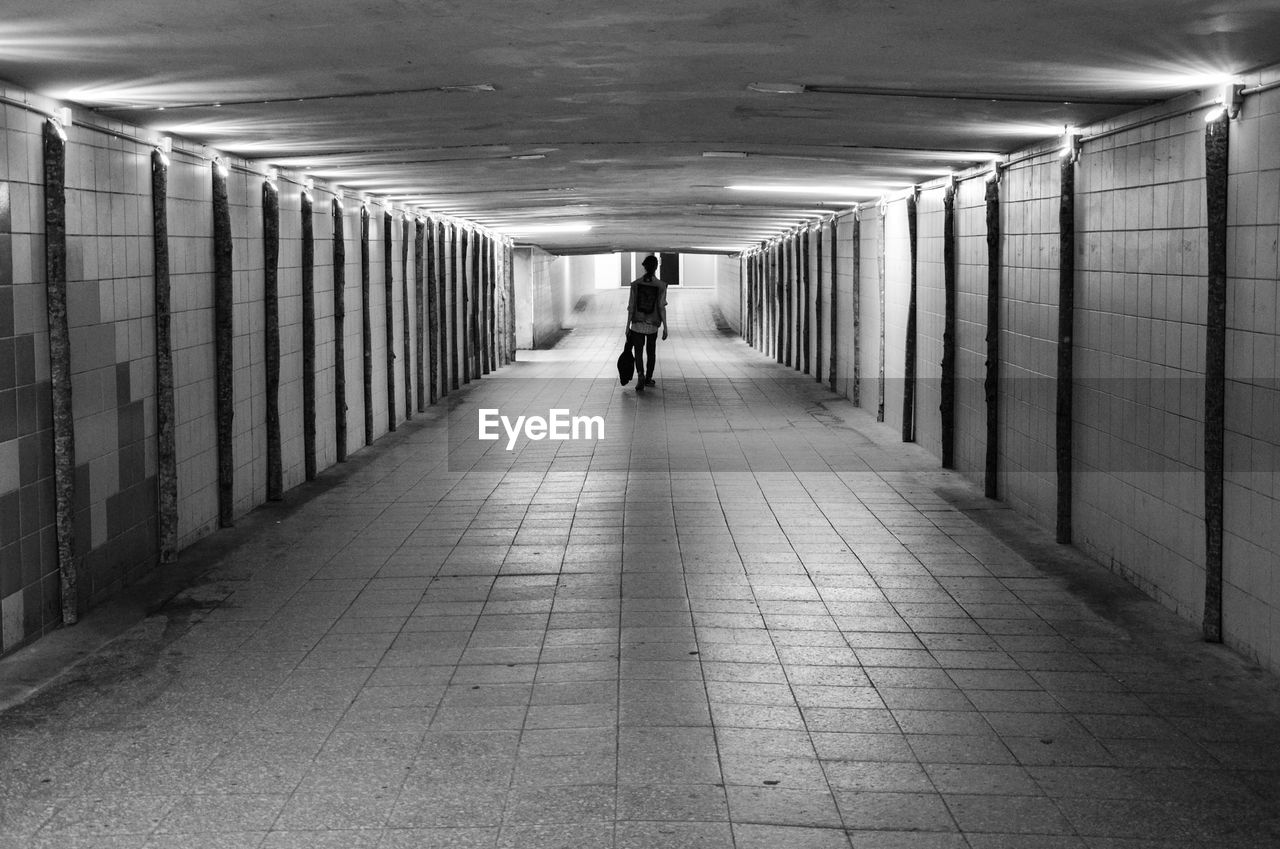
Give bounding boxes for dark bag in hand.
[617,343,634,386]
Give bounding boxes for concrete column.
[42,120,78,620]
[151,149,179,560]
[212,162,234,526]
[331,199,348,462]
[983,175,1002,500]
[903,191,919,443]
[941,181,957,469]
[382,210,396,433]
[262,181,282,500]
[1203,113,1230,643]
[301,191,317,480]
[1055,155,1077,544]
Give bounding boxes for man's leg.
[630,331,646,391]
[644,333,657,383]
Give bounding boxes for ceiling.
[2,1,1278,254]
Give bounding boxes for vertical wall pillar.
[984,174,1002,500]
[480,233,487,374]
[455,222,465,391]
[792,235,798,367]
[762,242,773,358]
[471,230,481,379]
[848,212,861,404]
[753,251,761,349]
[750,251,757,350]
[877,205,887,422]
[460,227,472,384]
[768,244,775,358]
[815,223,824,384]
[262,181,282,500]
[402,216,413,420]
[415,218,427,411]
[750,251,757,349]
[471,230,482,378]
[151,149,178,562]
[301,191,317,480]
[382,210,396,433]
[489,237,498,373]
[360,206,373,445]
[426,218,440,403]
[765,245,772,358]
[902,190,919,442]
[792,234,801,369]
[332,199,348,462]
[755,249,763,350]
[42,121,78,621]
[212,162,235,527]
[802,227,812,374]
[769,246,777,358]
[478,233,487,375]
[784,236,793,366]
[1203,113,1230,643]
[505,242,517,366]
[1056,154,1077,544]
[940,181,957,468]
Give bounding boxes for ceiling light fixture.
[1210,80,1245,121]
[747,82,805,94]
[1060,126,1082,162]
[702,151,748,158]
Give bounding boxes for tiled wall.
[856,210,882,413]
[228,168,267,516]
[882,199,912,437]
[169,155,219,548]
[0,105,59,650]
[954,178,991,479]
[735,69,1280,672]
[1223,83,1280,668]
[66,121,159,607]
[915,187,946,458]
[716,254,741,334]
[1073,110,1208,621]
[340,204,366,457]
[996,156,1061,530]
[831,216,858,402]
[0,89,508,657]
[276,188,305,489]
[367,209,389,439]
[522,247,595,348]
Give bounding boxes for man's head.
[642,255,659,273]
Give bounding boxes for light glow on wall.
[726,184,889,198]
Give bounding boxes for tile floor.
[2,288,1280,848]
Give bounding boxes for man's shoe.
[645,379,655,386]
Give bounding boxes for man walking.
[626,254,668,393]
